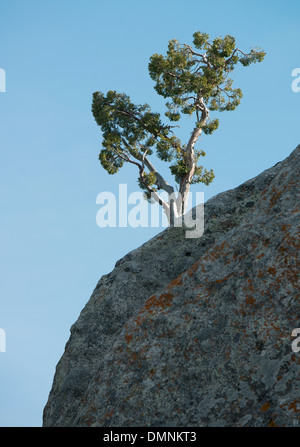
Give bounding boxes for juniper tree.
[92,31,265,225]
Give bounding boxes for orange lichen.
[184,314,192,323]
[168,275,183,288]
[187,261,199,277]
[103,410,114,419]
[268,420,279,427]
[215,273,234,284]
[149,368,156,378]
[267,267,277,275]
[144,294,157,311]
[245,295,256,306]
[269,186,282,208]
[260,402,271,412]
[204,241,228,263]
[148,292,173,310]
[288,401,300,413]
[124,333,133,344]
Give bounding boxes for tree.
[92,31,265,225]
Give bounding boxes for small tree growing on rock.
[92,31,265,225]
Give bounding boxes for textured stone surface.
[43,146,300,427]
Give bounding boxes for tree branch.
[181,44,212,68]
[121,138,175,196]
[143,156,174,195]
[177,97,209,214]
[216,85,234,99]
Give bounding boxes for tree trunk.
[177,98,209,217]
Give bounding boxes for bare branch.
[143,156,174,195]
[138,171,171,215]
[216,85,234,99]
[181,44,212,68]
[225,48,254,67]
[181,44,204,58]
[121,137,174,196]
[111,146,143,171]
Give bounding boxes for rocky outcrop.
[43,145,300,427]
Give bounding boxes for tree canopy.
[92,31,265,224]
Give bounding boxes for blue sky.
[0,0,299,426]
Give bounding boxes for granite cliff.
[43,145,300,427]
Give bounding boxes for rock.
[43,145,300,427]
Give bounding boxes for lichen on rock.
[43,146,300,427]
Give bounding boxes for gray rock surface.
[43,145,300,427]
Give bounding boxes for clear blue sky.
[0,0,299,426]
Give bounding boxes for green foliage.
[192,166,215,185]
[169,159,189,185]
[92,31,265,194]
[138,171,157,201]
[198,118,220,134]
[92,90,180,175]
[148,32,265,120]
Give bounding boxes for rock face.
[43,146,300,427]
